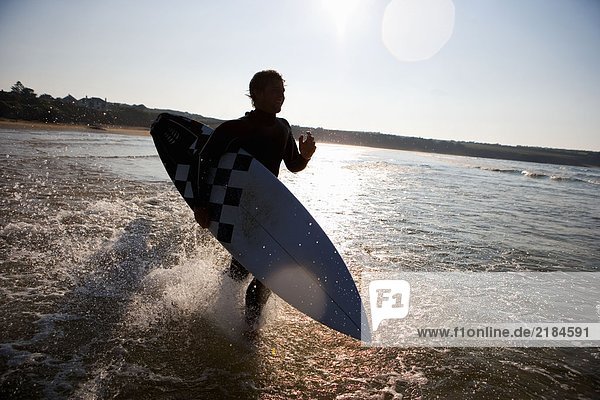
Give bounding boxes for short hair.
[248,70,285,105]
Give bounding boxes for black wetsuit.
[195,109,309,326]
[196,109,308,201]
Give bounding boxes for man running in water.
[193,70,316,329]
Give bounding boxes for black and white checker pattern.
[172,163,194,201]
[205,150,254,243]
[152,114,254,244]
[165,121,212,205]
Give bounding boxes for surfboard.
[150,113,370,341]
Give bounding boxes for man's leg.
[245,278,271,328]
[227,258,249,281]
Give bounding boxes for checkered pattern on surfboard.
[205,149,254,244]
[151,113,255,244]
[150,113,213,208]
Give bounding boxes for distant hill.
[290,126,600,167]
[1,81,598,167]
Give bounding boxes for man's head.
[249,70,285,114]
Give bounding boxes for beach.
[0,119,150,137]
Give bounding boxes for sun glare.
[322,0,361,36]
[382,0,455,62]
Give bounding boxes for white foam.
[124,255,251,340]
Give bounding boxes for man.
[193,70,316,329]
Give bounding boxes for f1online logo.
[369,280,411,331]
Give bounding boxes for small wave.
[97,154,158,159]
[58,154,158,160]
[476,166,522,175]
[521,170,545,178]
[548,175,586,183]
[549,175,568,181]
[522,170,599,185]
[578,177,600,185]
[477,165,599,186]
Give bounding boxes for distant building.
[77,96,107,111]
[62,94,77,104]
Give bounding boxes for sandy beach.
[0,119,150,137]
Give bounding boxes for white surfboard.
[151,113,370,341]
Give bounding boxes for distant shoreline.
[290,126,600,168]
[2,117,599,168]
[0,119,149,137]
[3,84,598,167]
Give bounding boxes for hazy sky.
[1,0,599,151]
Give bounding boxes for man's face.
[254,80,285,114]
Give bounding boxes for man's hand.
[194,206,210,228]
[299,131,316,160]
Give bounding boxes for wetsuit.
[195,109,309,326]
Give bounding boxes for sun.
[322,0,361,37]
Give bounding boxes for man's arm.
[299,131,316,160]
[282,120,316,172]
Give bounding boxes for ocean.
[0,129,598,399]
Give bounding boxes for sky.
[1,0,599,151]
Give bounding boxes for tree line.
[0,81,206,128]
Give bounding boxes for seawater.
[0,129,598,399]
